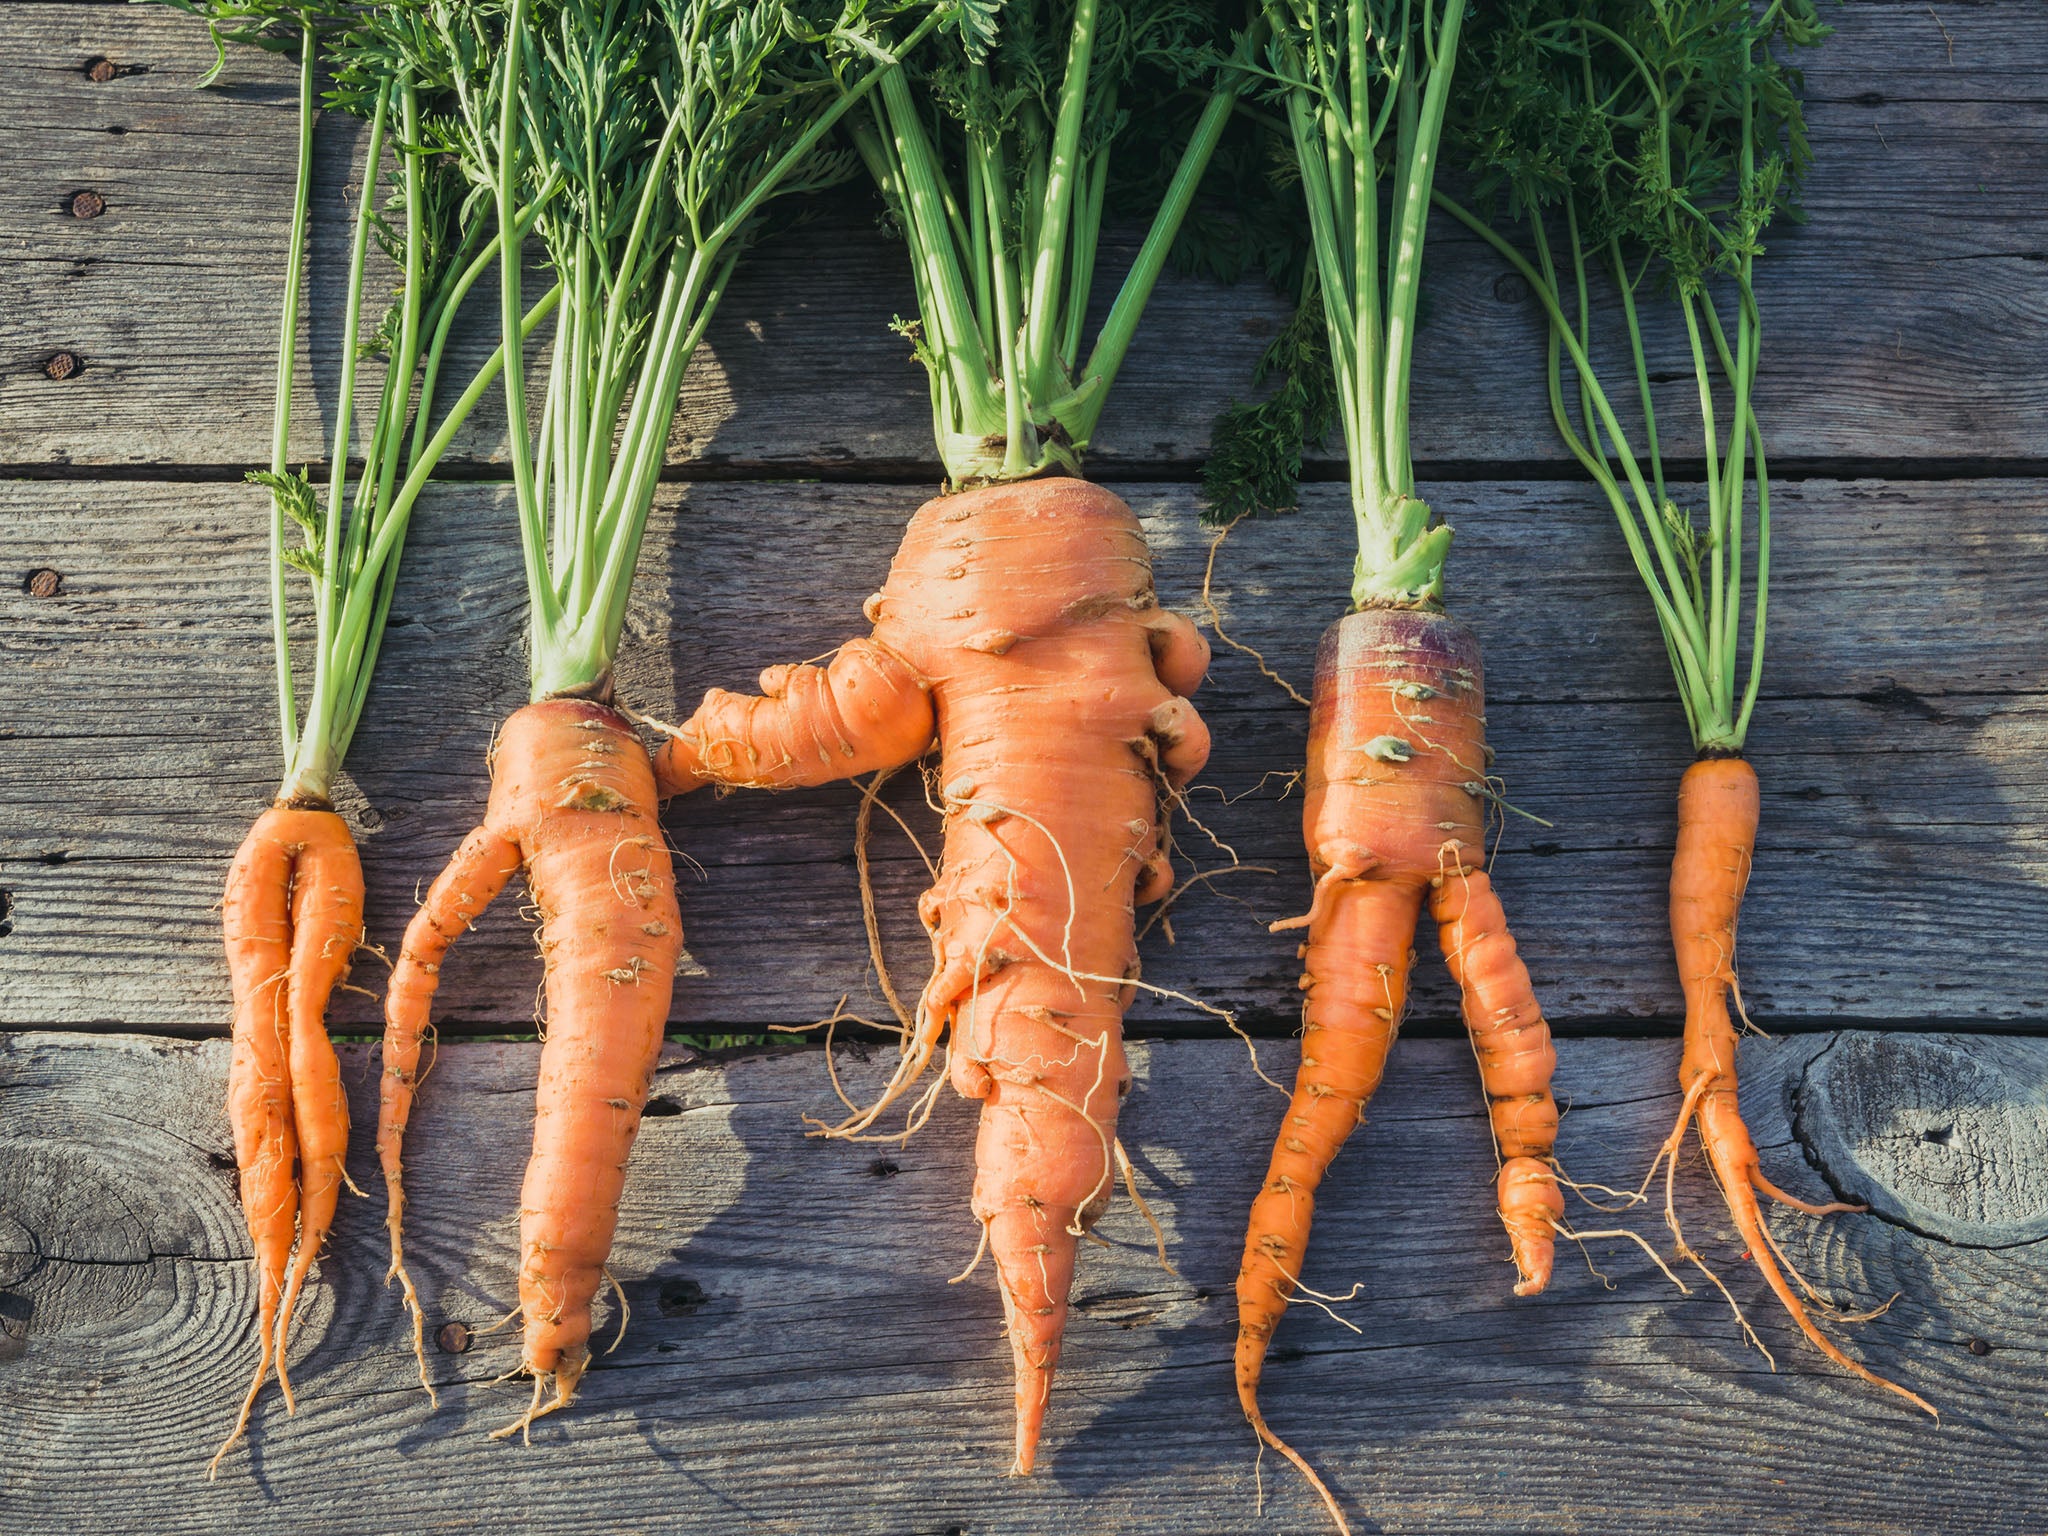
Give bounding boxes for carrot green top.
[848,0,1255,488]
[1443,0,1825,751]
[413,0,945,703]
[1202,1,1468,612]
[160,2,548,805]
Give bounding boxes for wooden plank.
[2,1,2045,473]
[0,1029,2040,1535]
[2,477,2043,1032]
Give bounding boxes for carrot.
[1659,759,1933,1413]
[652,3,1251,1469]
[184,4,534,1472]
[660,478,1211,1471]
[1449,0,1933,1413]
[218,805,361,1465]
[382,701,681,1423]
[1233,613,1560,1531]
[371,0,944,1434]
[1197,4,1574,1524]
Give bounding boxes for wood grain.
[1,2,2045,473]
[3,477,2043,1033]
[0,1029,2039,1536]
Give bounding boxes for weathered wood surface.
[0,1030,2040,1536]
[4,476,2043,1033]
[3,1,2047,474]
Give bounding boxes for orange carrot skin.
[382,699,682,1397]
[221,805,362,1411]
[1237,611,1560,1429]
[1672,756,1759,1106]
[661,480,1210,1471]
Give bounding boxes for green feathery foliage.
[147,1,541,802]
[1445,0,1824,749]
[848,1,1256,487]
[416,0,946,700]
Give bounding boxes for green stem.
[331,284,564,684]
[1023,0,1098,396]
[267,20,315,767]
[1067,61,1245,450]
[495,0,555,638]
[1379,0,1464,499]
[1439,191,1715,715]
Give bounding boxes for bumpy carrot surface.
[1660,756,1933,1415]
[659,478,1210,1471]
[380,698,683,1430]
[1235,609,1561,1525]
[217,803,362,1473]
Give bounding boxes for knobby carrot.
[658,480,1212,1469]
[648,1,1252,1471]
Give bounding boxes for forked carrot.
[1234,613,1560,1531]
[371,0,943,1435]
[1656,759,1933,1413]
[381,701,682,1420]
[1201,4,1569,1525]
[191,5,523,1472]
[219,806,361,1462]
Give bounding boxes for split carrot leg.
[1431,862,1562,1295]
[655,479,1211,1472]
[1237,876,1420,1533]
[1659,755,1933,1416]
[378,823,522,1398]
[215,804,363,1475]
[383,699,683,1434]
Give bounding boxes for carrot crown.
[1443,0,1824,750]
[171,2,547,804]
[432,0,945,702]
[849,0,1254,488]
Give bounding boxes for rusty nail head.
[1968,1337,1992,1356]
[86,58,117,84]
[69,191,106,219]
[43,353,80,381]
[24,570,62,599]
[436,1321,472,1354]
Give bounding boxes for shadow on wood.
[0,1031,2042,1534]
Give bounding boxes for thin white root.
[1200,519,1312,708]
[603,1266,631,1354]
[1555,1220,1691,1295]
[1115,1139,1178,1279]
[949,1220,991,1284]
